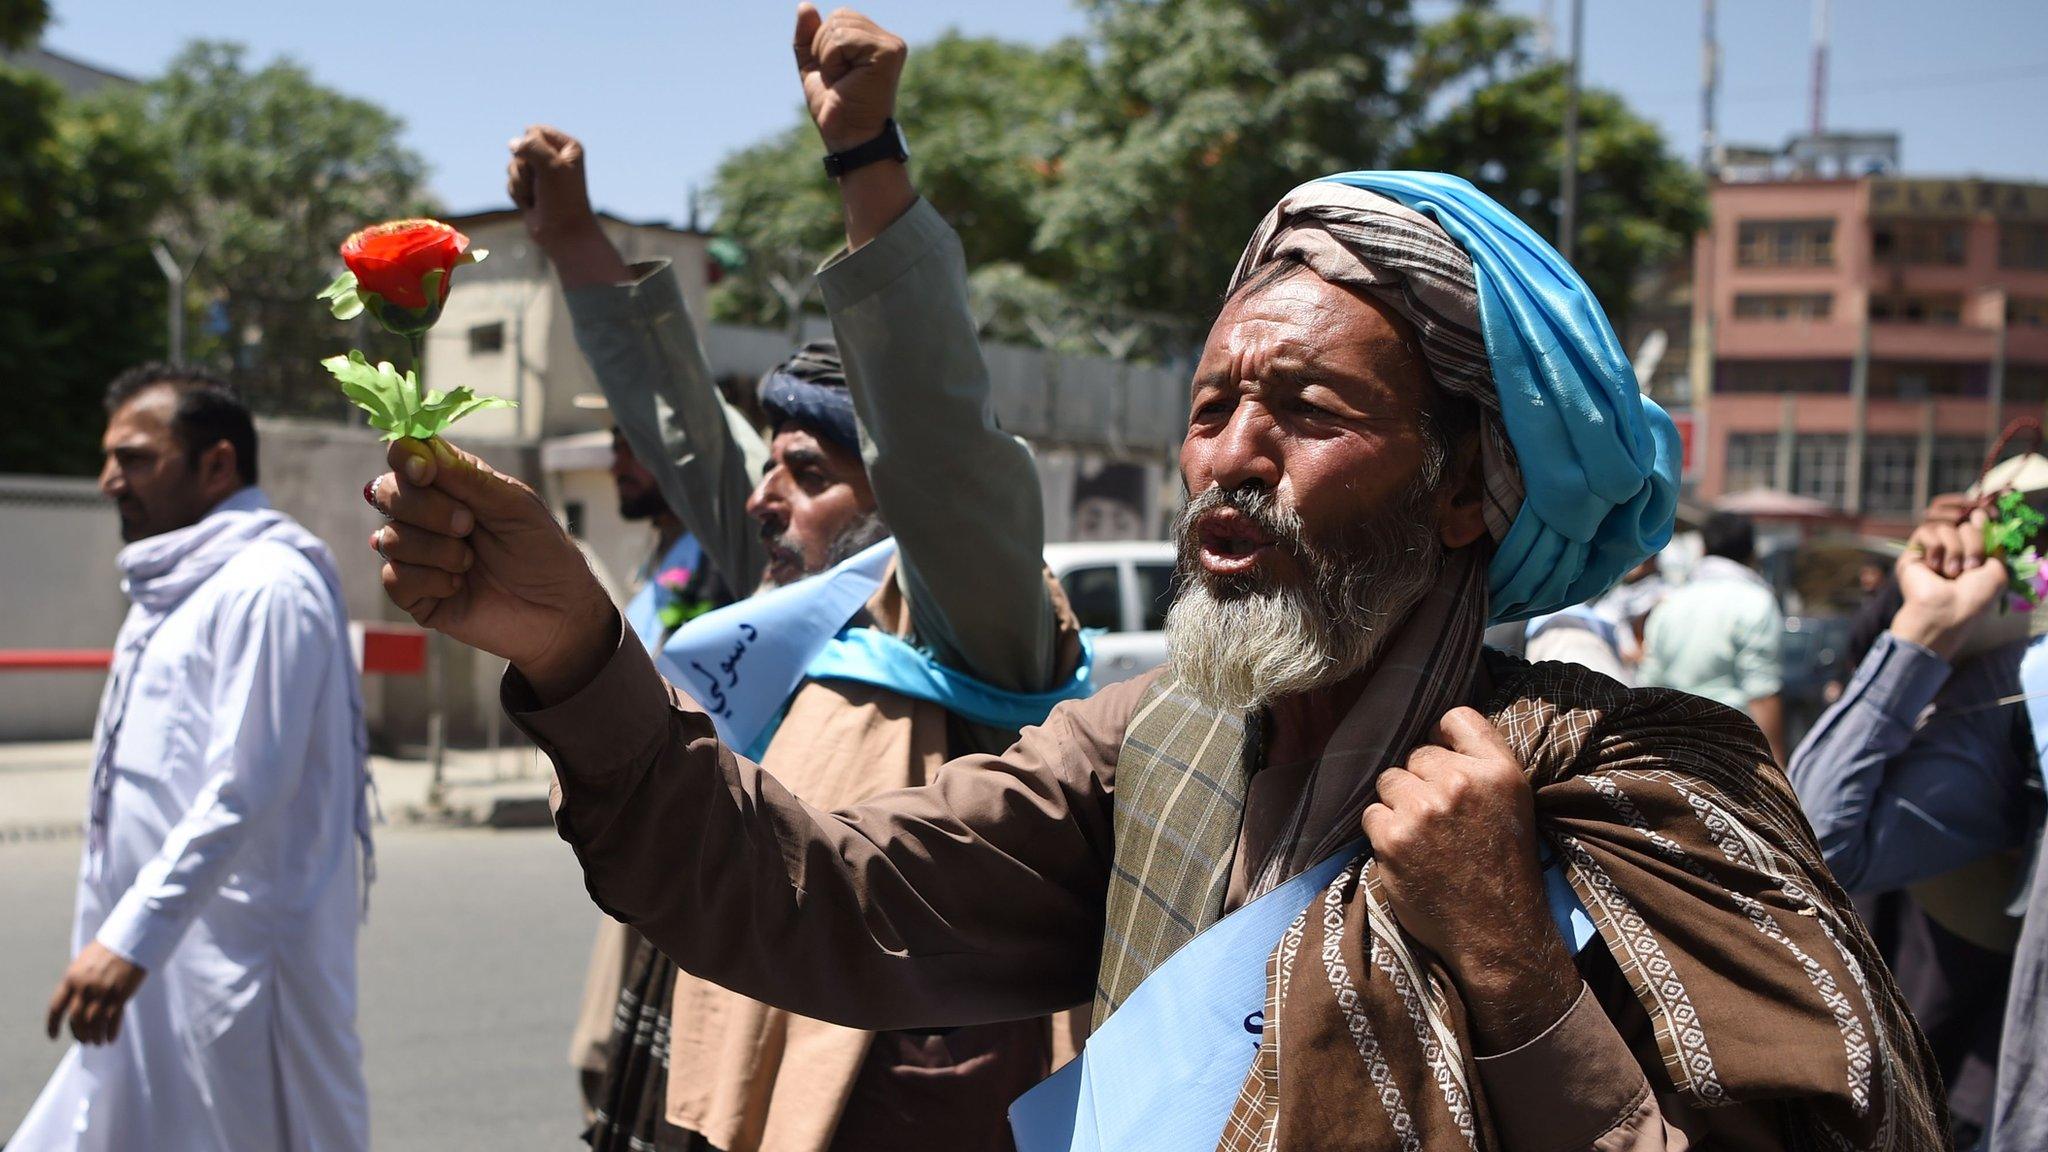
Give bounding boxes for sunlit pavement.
[1,826,603,1150]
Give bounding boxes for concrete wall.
[429,215,715,445]
[253,417,539,751]
[0,476,125,739]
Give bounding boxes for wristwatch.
[822,119,910,179]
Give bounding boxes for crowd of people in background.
[11,5,2048,1152]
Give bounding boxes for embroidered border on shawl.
[1319,860,1423,1152]
[1584,771,1879,1128]
[1651,772,1895,1145]
[1556,834,1728,1105]
[1361,866,1480,1149]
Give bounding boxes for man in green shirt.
[1640,511,1787,762]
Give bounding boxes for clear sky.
[40,0,2048,226]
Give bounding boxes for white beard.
[1163,487,1440,713]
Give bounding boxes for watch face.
[891,121,910,161]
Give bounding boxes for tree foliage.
[710,31,1091,343]
[1398,58,1705,332]
[1037,0,1426,322]
[0,67,171,474]
[145,42,435,418]
[0,0,49,52]
[709,0,1702,359]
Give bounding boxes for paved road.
[1,827,605,1150]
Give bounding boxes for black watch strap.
[822,119,909,179]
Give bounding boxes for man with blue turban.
[370,8,1943,1149]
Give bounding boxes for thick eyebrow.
[1189,357,1341,394]
[769,446,832,477]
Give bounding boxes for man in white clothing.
[10,364,373,1152]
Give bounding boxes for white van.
[1044,541,1177,686]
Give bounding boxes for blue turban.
[1228,172,1680,623]
[757,340,860,456]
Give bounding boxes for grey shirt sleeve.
[564,260,770,593]
[816,199,1059,693]
[1787,631,2033,892]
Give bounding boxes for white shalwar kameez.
[10,487,374,1152]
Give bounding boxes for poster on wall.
[1038,451,1173,543]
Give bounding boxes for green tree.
[702,1,1705,360]
[1035,0,1432,323]
[0,42,172,474]
[1398,55,1704,331]
[0,0,49,50]
[145,42,433,417]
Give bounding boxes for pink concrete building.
[1693,172,2048,537]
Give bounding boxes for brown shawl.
[1223,656,1948,1151]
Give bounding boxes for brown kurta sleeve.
[508,627,1151,1032]
[1474,982,1689,1152]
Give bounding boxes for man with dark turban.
[370,7,1944,1149]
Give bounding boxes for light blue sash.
[808,626,1096,733]
[2019,635,2048,789]
[1011,843,1597,1152]
[658,538,1097,757]
[656,539,898,751]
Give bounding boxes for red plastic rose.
[340,219,470,310]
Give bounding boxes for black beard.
[617,487,668,522]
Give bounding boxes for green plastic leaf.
[407,385,515,439]
[1987,489,2047,558]
[317,270,365,321]
[460,248,489,266]
[320,350,415,439]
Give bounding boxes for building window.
[1930,437,1989,498]
[2008,298,2048,329]
[1867,361,1986,399]
[1732,293,1833,320]
[1861,436,1919,517]
[2000,223,2048,270]
[1872,221,1967,266]
[1724,432,1778,494]
[1736,219,1835,267]
[1059,565,1124,632]
[2007,366,2048,403]
[468,321,506,354]
[1869,293,1964,325]
[1135,562,1176,632]
[1791,434,1850,510]
[1715,360,1850,394]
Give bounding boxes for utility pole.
[1687,0,1720,487]
[1558,0,1586,264]
[1809,0,1830,143]
[149,241,200,364]
[1700,0,1718,175]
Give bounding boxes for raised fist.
[506,125,600,253]
[793,4,907,154]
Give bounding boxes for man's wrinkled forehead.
[1197,266,1428,394]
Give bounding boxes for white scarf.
[89,488,375,898]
